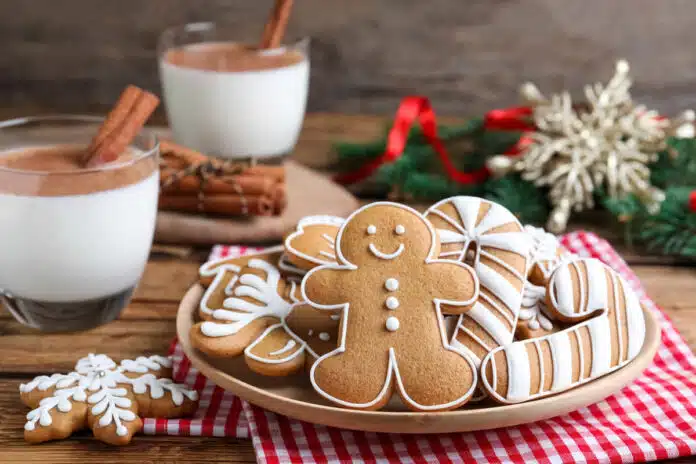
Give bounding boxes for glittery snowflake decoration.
[487,60,695,232]
[19,354,198,445]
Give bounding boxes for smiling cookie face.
[337,203,438,265]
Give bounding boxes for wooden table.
[0,114,694,462]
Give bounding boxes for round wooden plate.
[177,284,661,434]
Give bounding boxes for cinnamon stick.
[159,140,209,166]
[160,172,277,196]
[260,0,294,49]
[159,193,276,217]
[83,86,160,167]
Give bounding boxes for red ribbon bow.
[334,96,534,186]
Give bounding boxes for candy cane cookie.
[424,197,533,369]
[480,258,647,403]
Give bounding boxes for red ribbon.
[334,96,492,185]
[689,191,696,212]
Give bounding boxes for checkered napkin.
[145,234,696,463]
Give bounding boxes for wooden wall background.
[1,0,696,118]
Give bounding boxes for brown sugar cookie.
[302,202,480,411]
[244,303,340,375]
[424,197,533,371]
[480,258,647,403]
[20,354,197,445]
[525,225,574,286]
[284,215,344,270]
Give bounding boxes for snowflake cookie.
[19,354,198,445]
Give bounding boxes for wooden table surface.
[0,114,694,462]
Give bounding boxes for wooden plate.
[177,284,661,434]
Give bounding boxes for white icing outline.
[284,215,345,268]
[302,201,479,411]
[480,258,646,404]
[369,243,405,260]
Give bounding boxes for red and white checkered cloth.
[145,233,696,463]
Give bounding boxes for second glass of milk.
[158,22,310,160]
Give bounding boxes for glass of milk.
[0,115,159,331]
[158,22,310,161]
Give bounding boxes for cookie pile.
[190,196,647,412]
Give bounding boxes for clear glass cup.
[158,22,310,161]
[0,115,159,332]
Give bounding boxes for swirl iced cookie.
[19,354,197,445]
[302,202,480,411]
[480,258,646,403]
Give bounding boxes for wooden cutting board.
[155,160,359,245]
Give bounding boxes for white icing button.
[367,225,377,235]
[385,278,399,292]
[395,224,405,235]
[385,316,400,332]
[308,329,314,336]
[319,332,330,341]
[385,296,399,310]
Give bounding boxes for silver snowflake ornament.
[487,60,695,232]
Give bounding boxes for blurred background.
[2,0,696,119]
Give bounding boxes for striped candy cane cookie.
[480,258,647,403]
[425,197,533,369]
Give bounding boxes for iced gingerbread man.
[301,202,480,411]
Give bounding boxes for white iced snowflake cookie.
[19,353,198,445]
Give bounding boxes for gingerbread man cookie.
[284,215,344,270]
[20,354,197,445]
[425,197,533,371]
[480,258,647,403]
[302,202,480,411]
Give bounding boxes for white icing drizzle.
[21,354,197,436]
[319,250,337,259]
[426,196,532,370]
[480,258,647,404]
[385,278,399,291]
[269,339,297,356]
[385,296,399,310]
[319,332,331,341]
[321,233,336,245]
